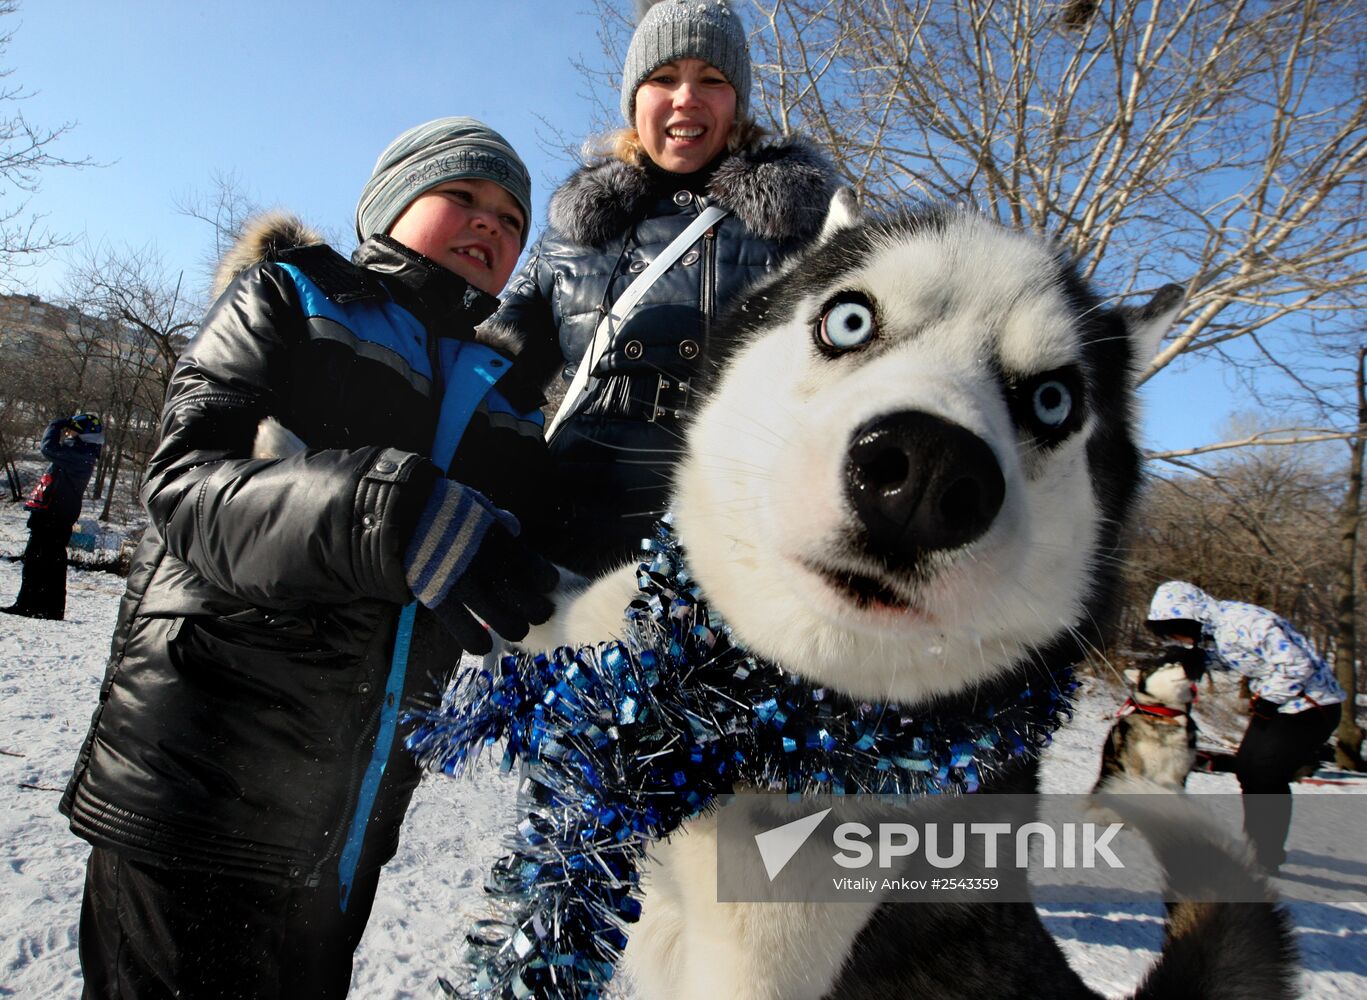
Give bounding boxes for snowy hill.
[1,504,1363,998]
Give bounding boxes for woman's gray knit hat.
[355,117,532,246]
[620,0,751,124]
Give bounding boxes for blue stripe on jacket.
[337,338,510,911]
[278,263,433,387]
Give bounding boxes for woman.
[487,0,836,578]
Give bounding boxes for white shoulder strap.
[546,204,729,442]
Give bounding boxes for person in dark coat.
[61,117,561,1000]
[483,0,836,578]
[3,412,103,621]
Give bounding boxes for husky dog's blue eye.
[1010,367,1085,444]
[1031,381,1071,426]
[817,293,877,352]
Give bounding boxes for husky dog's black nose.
[846,412,1005,561]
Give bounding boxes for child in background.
[3,412,103,621]
[1146,580,1345,874]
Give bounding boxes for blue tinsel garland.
[406,520,1077,999]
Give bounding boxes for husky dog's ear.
[819,188,862,241]
[1121,282,1186,378]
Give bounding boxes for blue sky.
[7,0,1262,455]
[8,1,608,285]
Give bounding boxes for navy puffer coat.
[485,137,835,576]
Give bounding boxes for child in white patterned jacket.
[1146,580,1345,873]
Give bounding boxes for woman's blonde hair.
[588,116,769,167]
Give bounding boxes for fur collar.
[212,212,325,298]
[548,135,835,247]
[213,213,558,405]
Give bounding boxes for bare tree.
[1129,449,1340,628]
[174,170,264,294]
[62,241,197,518]
[1333,347,1364,769]
[65,241,196,396]
[0,333,66,497]
[0,0,94,288]
[33,173,265,522]
[760,0,1362,378]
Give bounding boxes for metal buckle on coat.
[651,375,691,421]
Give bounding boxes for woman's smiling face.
[634,58,737,174]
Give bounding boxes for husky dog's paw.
[519,563,639,653]
[514,565,594,653]
[253,417,307,459]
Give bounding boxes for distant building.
[0,293,113,356]
[0,291,185,365]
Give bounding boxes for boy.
[62,117,561,999]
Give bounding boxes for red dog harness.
[1115,695,1193,721]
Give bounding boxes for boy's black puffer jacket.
[485,136,835,577]
[60,218,557,890]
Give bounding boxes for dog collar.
[409,519,1078,998]
[1117,696,1189,721]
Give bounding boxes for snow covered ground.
[1,501,1363,998]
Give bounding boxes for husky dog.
[1094,645,1207,793]
[533,194,1295,999]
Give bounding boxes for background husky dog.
[534,193,1295,1000]
[1094,645,1206,793]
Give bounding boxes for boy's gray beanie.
[355,117,532,246]
[620,1,751,124]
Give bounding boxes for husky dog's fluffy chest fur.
[535,196,1293,1000]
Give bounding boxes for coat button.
[357,682,372,694]
[624,340,644,360]
[680,249,700,266]
[563,363,577,379]
[629,259,648,273]
[673,190,692,206]
[374,459,396,474]
[679,340,699,359]
[361,514,376,528]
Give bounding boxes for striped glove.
[403,479,558,654]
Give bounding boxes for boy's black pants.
[14,515,73,618]
[1234,701,1342,870]
[79,848,382,1000]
